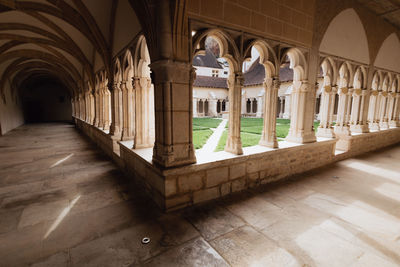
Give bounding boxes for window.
[212,70,219,77]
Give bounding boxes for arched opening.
[19,75,72,123]
[334,62,353,136]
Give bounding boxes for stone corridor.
[0,124,400,267]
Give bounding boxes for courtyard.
[193,118,321,152]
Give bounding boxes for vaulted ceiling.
[0,0,141,99]
[357,0,400,29]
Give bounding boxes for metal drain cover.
[142,237,150,244]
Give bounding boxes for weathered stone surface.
[206,167,229,187]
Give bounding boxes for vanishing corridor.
[1,124,400,266]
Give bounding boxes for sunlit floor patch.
[50,153,74,168]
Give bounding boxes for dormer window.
[212,70,219,77]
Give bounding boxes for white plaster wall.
[193,87,228,99]
[320,9,370,64]
[243,86,263,98]
[0,83,24,135]
[374,33,400,73]
[195,66,229,78]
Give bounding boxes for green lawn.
[192,118,222,149]
[216,118,320,151]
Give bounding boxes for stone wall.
[74,117,400,212]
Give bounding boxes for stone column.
[335,87,352,136]
[94,91,100,127]
[367,90,380,131]
[102,87,111,131]
[97,88,104,129]
[109,82,123,137]
[284,95,290,119]
[71,98,75,117]
[279,97,285,118]
[379,91,389,129]
[89,92,95,125]
[150,60,196,167]
[79,94,84,120]
[121,80,135,140]
[387,92,396,127]
[286,80,316,143]
[133,77,154,148]
[193,98,198,117]
[316,85,336,138]
[225,72,243,154]
[259,77,278,148]
[349,88,369,133]
[389,93,400,127]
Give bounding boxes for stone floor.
[1,123,400,267]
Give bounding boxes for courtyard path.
[197,119,227,155]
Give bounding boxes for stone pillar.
[121,80,135,140]
[259,77,278,148]
[109,82,123,137]
[279,97,285,118]
[79,94,84,120]
[98,88,104,129]
[367,90,380,131]
[349,88,369,133]
[102,87,111,131]
[133,77,154,148]
[225,72,243,154]
[89,92,95,125]
[389,93,400,127]
[286,80,316,143]
[150,60,196,167]
[379,91,389,129]
[335,87,352,136]
[71,98,75,117]
[316,85,336,138]
[94,91,100,127]
[387,92,396,127]
[193,98,198,117]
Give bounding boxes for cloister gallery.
[1,0,400,266]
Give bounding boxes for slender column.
[225,72,243,154]
[121,80,135,140]
[98,88,104,129]
[387,92,396,127]
[241,92,246,115]
[71,98,75,117]
[89,92,95,125]
[390,93,400,127]
[110,82,123,136]
[379,91,389,129]
[367,90,380,131]
[79,94,85,120]
[259,77,278,148]
[284,95,290,118]
[193,98,198,117]
[316,85,336,138]
[84,92,90,123]
[279,97,284,118]
[133,77,154,148]
[286,80,316,143]
[349,88,369,133]
[94,91,100,127]
[150,60,196,167]
[102,87,111,131]
[335,87,352,136]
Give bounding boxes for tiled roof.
[243,59,294,86]
[193,75,228,89]
[193,50,223,69]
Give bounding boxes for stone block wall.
[74,117,400,212]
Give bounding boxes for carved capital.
[235,72,244,87]
[339,87,348,95]
[323,85,332,93]
[353,88,362,96]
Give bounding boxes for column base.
[369,122,380,131]
[389,120,400,127]
[258,138,278,148]
[316,127,336,138]
[285,131,316,144]
[225,136,243,155]
[152,143,196,168]
[334,125,351,136]
[350,124,369,133]
[379,122,389,130]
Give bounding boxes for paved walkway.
[1,123,400,266]
[197,119,227,155]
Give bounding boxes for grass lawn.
[192,118,222,149]
[216,118,321,151]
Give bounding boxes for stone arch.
[122,49,134,83]
[243,39,277,78]
[192,28,240,73]
[382,73,392,92]
[320,8,369,64]
[353,66,367,89]
[113,58,123,84]
[338,62,354,88]
[374,33,400,73]
[371,71,383,91]
[134,35,151,78]
[281,48,307,81]
[320,57,338,87]
[391,76,399,93]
